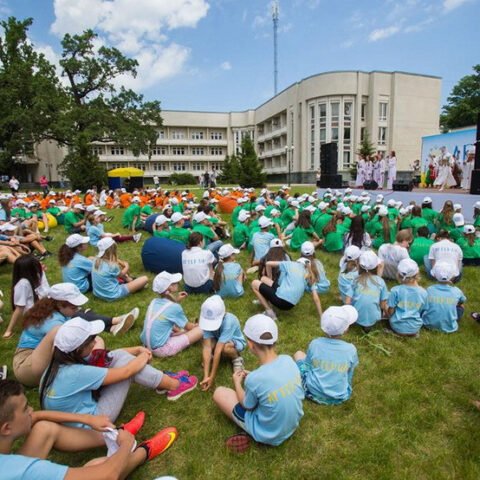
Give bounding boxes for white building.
[30,70,442,183]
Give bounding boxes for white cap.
[387,199,396,207]
[291,200,299,208]
[155,214,169,226]
[96,237,115,257]
[270,208,280,216]
[54,317,105,354]
[343,207,353,216]
[73,203,85,210]
[48,190,56,196]
[86,205,98,213]
[397,258,419,279]
[132,196,141,203]
[321,305,358,336]
[377,206,389,217]
[66,234,90,248]
[238,210,250,222]
[422,196,432,204]
[255,205,266,212]
[399,207,409,216]
[194,211,210,223]
[474,201,480,209]
[243,314,278,345]
[296,257,310,267]
[49,199,56,204]
[171,212,184,223]
[152,271,182,294]
[301,241,315,256]
[318,202,328,211]
[453,213,465,227]
[199,295,226,331]
[0,223,17,232]
[453,203,462,212]
[259,216,273,228]
[431,261,456,282]
[218,244,240,259]
[361,205,370,213]
[345,188,352,194]
[270,238,283,248]
[376,194,384,203]
[47,283,89,306]
[344,245,361,261]
[93,210,106,217]
[28,202,38,208]
[359,251,380,270]
[170,197,179,205]
[464,224,475,234]
[305,205,316,213]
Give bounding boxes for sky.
[0,0,478,112]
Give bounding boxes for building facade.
[30,70,441,184]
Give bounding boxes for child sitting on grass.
[232,210,251,249]
[338,245,361,303]
[141,271,203,357]
[213,314,304,450]
[422,262,466,333]
[199,295,246,392]
[87,210,141,246]
[250,216,275,266]
[213,244,245,298]
[294,305,359,405]
[387,258,428,337]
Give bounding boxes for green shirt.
[172,204,184,213]
[232,205,243,226]
[47,206,61,216]
[233,223,250,248]
[290,226,314,251]
[168,226,190,245]
[409,237,434,264]
[410,216,428,234]
[141,205,153,216]
[313,213,332,238]
[11,207,27,219]
[371,220,397,249]
[280,207,296,226]
[421,207,439,225]
[192,224,215,245]
[153,229,171,239]
[122,204,141,228]
[450,227,464,243]
[457,237,480,259]
[64,211,83,233]
[323,227,345,252]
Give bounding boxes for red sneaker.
[139,426,178,461]
[121,411,145,436]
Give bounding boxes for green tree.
[0,17,65,175]
[238,135,266,187]
[55,30,163,190]
[441,64,480,131]
[357,130,376,158]
[218,154,240,184]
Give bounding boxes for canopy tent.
[107,167,144,191]
[107,167,144,178]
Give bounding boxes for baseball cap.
[54,317,105,354]
[387,199,396,207]
[93,210,106,217]
[270,238,283,248]
[377,206,389,217]
[344,245,361,261]
[243,314,278,345]
[474,201,480,209]
[397,258,419,279]
[48,283,89,306]
[290,200,299,208]
[359,251,380,270]
[422,197,433,204]
[155,214,169,226]
[49,199,56,204]
[194,211,210,223]
[453,203,462,211]
[66,234,90,248]
[86,205,98,213]
[270,208,280,216]
[321,305,358,336]
[464,224,475,234]
[73,203,85,210]
[0,223,17,232]
[301,241,315,256]
[255,205,266,212]
[238,210,250,223]
[376,194,384,203]
[218,244,240,259]
[431,261,456,282]
[453,213,465,227]
[361,205,371,213]
[259,216,273,229]
[171,212,184,223]
[199,295,226,331]
[96,237,115,257]
[318,202,328,211]
[132,197,141,203]
[152,271,182,294]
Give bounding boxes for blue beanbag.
[141,237,185,274]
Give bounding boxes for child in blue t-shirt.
[294,305,359,405]
[213,244,245,298]
[87,210,141,246]
[199,295,247,391]
[387,258,428,336]
[59,233,94,293]
[345,251,388,332]
[141,271,203,357]
[213,314,304,449]
[250,216,275,265]
[338,245,361,303]
[422,261,466,333]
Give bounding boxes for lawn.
[2,185,480,480]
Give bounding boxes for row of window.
[160,130,224,140]
[106,162,223,172]
[93,146,225,156]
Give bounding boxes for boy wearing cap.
[457,224,480,265]
[422,262,466,333]
[168,213,191,245]
[213,314,304,447]
[153,215,171,238]
[64,204,86,234]
[192,212,223,255]
[200,295,246,391]
[232,210,251,249]
[294,305,359,405]
[250,216,275,265]
[122,197,142,232]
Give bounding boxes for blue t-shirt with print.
[338,270,359,303]
[0,454,68,480]
[62,253,93,293]
[251,231,275,261]
[346,275,388,327]
[243,355,304,446]
[43,363,108,428]
[17,311,68,349]
[276,261,306,306]
[202,312,246,352]
[388,285,428,334]
[422,283,466,333]
[140,298,188,349]
[217,262,244,298]
[87,223,105,246]
[301,337,358,404]
[304,259,330,294]
[92,261,126,301]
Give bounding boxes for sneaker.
[226,433,251,453]
[122,411,145,435]
[133,233,142,243]
[246,266,259,274]
[138,426,178,461]
[156,370,190,395]
[232,357,245,372]
[131,307,140,321]
[111,311,135,336]
[166,375,198,401]
[264,309,278,321]
[0,365,7,380]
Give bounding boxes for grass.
[2,185,480,479]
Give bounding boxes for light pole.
[285,145,294,186]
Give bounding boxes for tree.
[54,30,163,190]
[357,130,376,158]
[0,17,65,175]
[441,64,480,131]
[238,135,266,187]
[217,154,240,184]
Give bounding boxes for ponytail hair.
[213,259,225,292]
[301,253,320,284]
[58,244,76,267]
[187,232,203,249]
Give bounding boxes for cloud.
[340,39,354,49]
[443,0,470,11]
[368,26,400,42]
[0,0,10,16]
[220,61,232,71]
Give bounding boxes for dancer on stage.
[386,151,397,190]
[461,148,475,190]
[434,146,456,192]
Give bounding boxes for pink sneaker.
[167,375,198,401]
[156,371,190,395]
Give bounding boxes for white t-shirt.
[378,243,410,280]
[13,273,50,311]
[182,247,215,288]
[428,239,463,276]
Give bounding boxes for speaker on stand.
[319,142,342,188]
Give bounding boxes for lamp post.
[285,145,294,186]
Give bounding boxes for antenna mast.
[272,0,279,95]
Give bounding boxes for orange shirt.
[106,196,114,209]
[120,193,131,208]
[84,193,94,206]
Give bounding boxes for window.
[319,103,327,146]
[343,127,351,146]
[361,103,367,121]
[108,163,121,170]
[151,146,167,156]
[191,131,204,140]
[210,131,223,140]
[191,147,205,156]
[110,145,124,155]
[361,127,366,141]
[172,147,185,155]
[152,163,167,171]
[132,163,145,171]
[343,151,351,168]
[173,162,186,171]
[210,147,224,156]
[158,130,165,139]
[210,162,222,171]
[331,102,340,127]
[92,145,105,156]
[344,102,352,120]
[331,128,339,143]
[378,127,387,145]
[192,162,204,171]
[171,130,184,140]
[310,104,315,170]
[379,102,388,122]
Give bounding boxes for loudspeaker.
[363,180,378,190]
[470,170,480,195]
[393,180,413,191]
[319,174,342,188]
[320,143,338,175]
[469,112,480,194]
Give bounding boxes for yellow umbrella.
[107,167,144,178]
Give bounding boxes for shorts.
[232,403,247,430]
[151,333,190,357]
[13,348,39,387]
[185,279,214,294]
[295,359,335,405]
[259,282,295,310]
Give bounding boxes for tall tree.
[441,64,480,131]
[0,17,64,175]
[357,130,376,158]
[217,154,240,184]
[238,135,266,187]
[54,30,163,190]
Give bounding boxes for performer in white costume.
[386,151,397,189]
[434,146,456,191]
[373,155,382,186]
[365,158,373,182]
[461,148,475,190]
[355,157,366,187]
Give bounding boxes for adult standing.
[39,175,49,195]
[210,167,217,188]
[461,149,475,190]
[153,174,160,188]
[373,156,382,187]
[434,146,456,192]
[9,176,19,194]
[203,171,210,189]
[365,157,373,182]
[386,151,397,190]
[355,156,366,187]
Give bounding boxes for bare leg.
[157,374,180,391]
[293,351,306,362]
[222,342,239,360]
[30,327,60,380]
[185,326,203,344]
[251,280,272,311]
[126,276,148,294]
[311,290,323,317]
[213,386,239,421]
[29,240,47,254]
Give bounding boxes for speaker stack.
[319,142,342,188]
[469,112,480,195]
